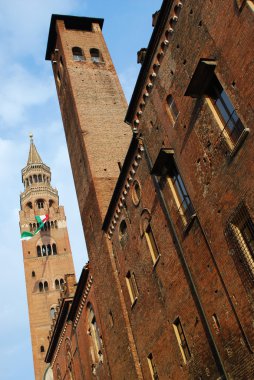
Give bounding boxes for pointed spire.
[27,133,43,165]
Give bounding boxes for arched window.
[29,176,33,184]
[37,199,44,209]
[72,46,85,61]
[29,223,32,232]
[42,245,46,256]
[47,244,52,255]
[55,279,60,290]
[140,208,161,264]
[37,246,41,257]
[44,281,49,292]
[52,244,57,255]
[66,342,75,380]
[33,223,36,231]
[131,180,141,206]
[50,307,56,319]
[87,304,103,364]
[51,221,54,229]
[27,202,32,209]
[60,278,64,290]
[39,282,43,292]
[119,219,127,236]
[40,345,45,353]
[49,200,54,207]
[32,271,35,277]
[54,220,58,228]
[90,48,103,63]
[56,366,62,380]
[33,175,38,183]
[119,219,128,246]
[38,175,42,182]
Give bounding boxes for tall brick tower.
[19,135,75,380]
[45,16,140,377]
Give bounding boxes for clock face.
[43,366,54,380]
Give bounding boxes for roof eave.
[45,14,104,60]
[125,0,173,124]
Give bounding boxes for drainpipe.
[141,138,228,380]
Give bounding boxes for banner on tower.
[21,215,49,241]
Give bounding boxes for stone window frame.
[225,202,254,294]
[165,94,179,127]
[131,179,142,206]
[90,48,104,63]
[185,59,249,156]
[37,199,45,209]
[147,353,159,380]
[72,46,85,62]
[236,0,254,12]
[38,280,49,292]
[173,317,191,364]
[87,303,104,365]
[65,339,75,380]
[125,270,139,307]
[56,365,62,380]
[55,278,64,290]
[151,149,196,231]
[119,218,128,247]
[140,209,161,267]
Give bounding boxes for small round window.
[132,180,141,206]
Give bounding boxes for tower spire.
[27,133,43,165]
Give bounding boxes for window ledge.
[183,213,197,235]
[230,128,249,158]
[247,1,254,12]
[153,254,161,270]
[131,297,138,309]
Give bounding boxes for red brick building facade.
[45,1,254,379]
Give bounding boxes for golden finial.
[29,133,33,143]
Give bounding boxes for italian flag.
[21,215,49,241]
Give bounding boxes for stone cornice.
[21,186,58,201]
[73,275,93,329]
[125,0,184,128]
[102,137,144,237]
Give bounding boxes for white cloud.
[0,0,81,59]
[0,64,54,127]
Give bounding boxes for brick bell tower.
[45,15,140,378]
[19,135,75,380]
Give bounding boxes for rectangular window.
[206,75,245,149]
[185,59,248,152]
[151,149,195,230]
[145,224,160,265]
[225,203,254,285]
[147,353,159,380]
[173,317,191,363]
[167,163,195,229]
[166,94,179,126]
[126,271,139,305]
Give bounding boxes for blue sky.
[0,0,162,378]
